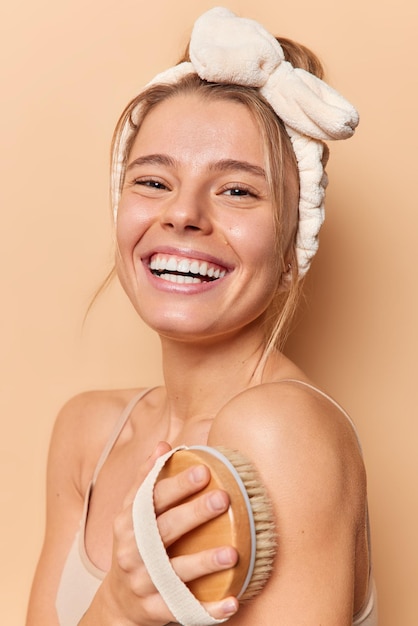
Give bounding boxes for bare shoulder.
[210,379,363,451]
[50,387,146,496]
[209,381,368,623]
[26,388,149,625]
[53,387,140,439]
[209,380,367,523]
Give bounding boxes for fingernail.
[222,599,238,617]
[216,547,235,566]
[190,465,207,483]
[209,491,228,511]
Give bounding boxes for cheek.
[228,217,277,272]
[114,206,146,289]
[116,198,151,252]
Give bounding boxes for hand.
[89,442,239,626]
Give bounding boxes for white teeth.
[166,256,178,272]
[159,273,204,284]
[149,254,227,281]
[190,260,200,274]
[199,261,208,276]
[177,258,190,273]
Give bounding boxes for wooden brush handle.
[156,448,253,602]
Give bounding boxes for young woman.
[26,8,377,626]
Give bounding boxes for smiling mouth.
[149,254,227,284]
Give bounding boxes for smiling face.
[116,93,281,344]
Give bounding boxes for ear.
[276,261,294,292]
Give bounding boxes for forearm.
[77,578,140,626]
[77,601,128,625]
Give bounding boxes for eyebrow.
[209,159,266,178]
[126,154,266,179]
[126,154,176,170]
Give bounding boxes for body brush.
[132,445,276,624]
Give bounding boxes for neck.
[159,327,267,424]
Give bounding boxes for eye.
[225,187,250,196]
[221,184,259,199]
[134,178,168,190]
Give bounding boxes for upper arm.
[207,382,367,625]
[26,391,118,625]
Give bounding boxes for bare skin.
[26,95,370,625]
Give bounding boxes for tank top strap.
[278,378,363,452]
[91,387,157,485]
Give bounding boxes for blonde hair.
[107,37,326,355]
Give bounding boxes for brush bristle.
[216,446,277,602]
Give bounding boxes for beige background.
[1,0,416,623]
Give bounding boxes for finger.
[203,597,239,621]
[123,441,172,508]
[121,546,238,600]
[145,441,173,473]
[171,545,238,582]
[158,489,230,546]
[154,463,211,515]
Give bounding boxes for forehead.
[129,93,265,167]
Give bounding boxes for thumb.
[123,441,172,508]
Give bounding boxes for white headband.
[111,6,359,277]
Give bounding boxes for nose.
[160,186,212,235]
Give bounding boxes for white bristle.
[216,447,277,602]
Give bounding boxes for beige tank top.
[55,383,378,625]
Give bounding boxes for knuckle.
[141,593,171,623]
[157,511,173,541]
[199,549,218,574]
[115,544,132,572]
[193,493,209,519]
[128,568,147,596]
